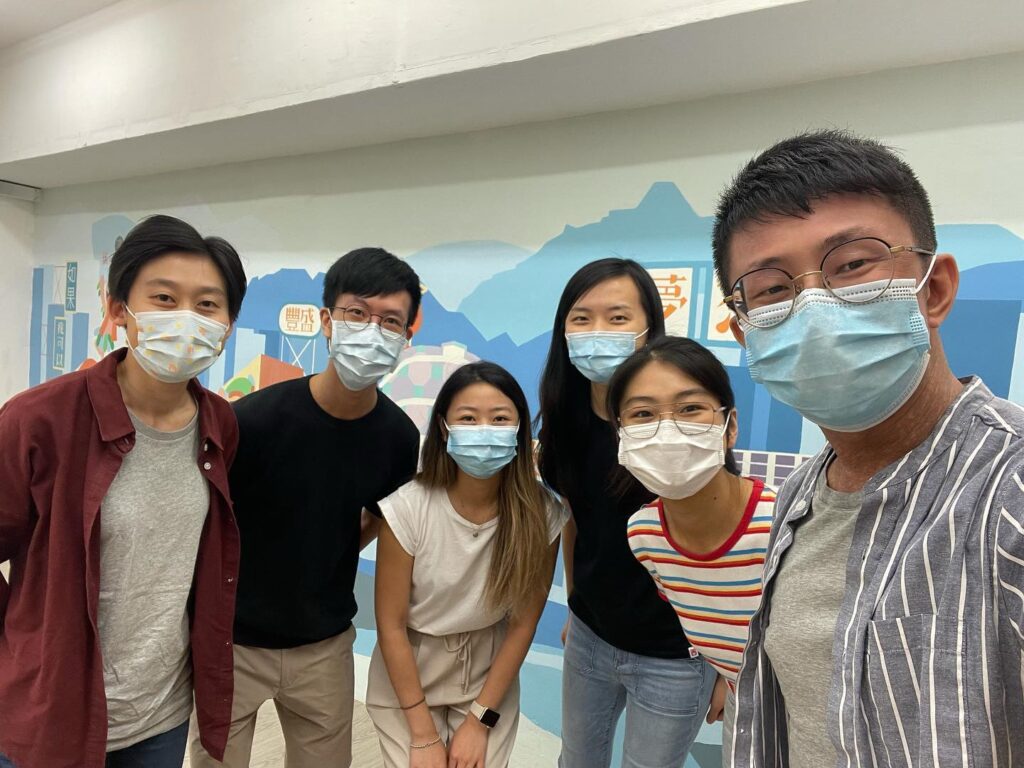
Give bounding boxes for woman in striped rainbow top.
[606,335,776,759]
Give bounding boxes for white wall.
[0,196,35,403]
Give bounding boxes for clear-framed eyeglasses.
[618,402,728,439]
[726,237,936,329]
[330,305,408,335]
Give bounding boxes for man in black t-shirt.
[189,248,422,768]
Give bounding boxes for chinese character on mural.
[278,304,321,337]
[647,267,694,337]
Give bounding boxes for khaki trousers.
[366,623,520,768]
[188,627,355,768]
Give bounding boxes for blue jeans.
[559,611,715,768]
[0,719,188,768]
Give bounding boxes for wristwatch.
[470,700,501,728]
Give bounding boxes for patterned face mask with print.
[127,308,228,384]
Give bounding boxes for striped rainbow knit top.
[627,479,775,684]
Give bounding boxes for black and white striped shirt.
[730,378,1024,767]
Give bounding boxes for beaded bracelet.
[410,735,442,750]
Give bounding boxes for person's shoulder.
[376,391,418,427]
[752,480,779,515]
[384,478,437,510]
[232,376,309,424]
[977,393,1024,441]
[626,502,664,540]
[1,368,90,425]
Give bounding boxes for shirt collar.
[85,348,227,450]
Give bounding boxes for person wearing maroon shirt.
[0,215,247,768]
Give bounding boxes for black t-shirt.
[567,408,692,658]
[230,376,419,648]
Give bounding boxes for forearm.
[475,611,540,710]
[377,626,438,740]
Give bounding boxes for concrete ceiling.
[0,0,122,50]
[1,0,1022,189]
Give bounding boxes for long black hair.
[536,258,666,501]
[606,336,740,477]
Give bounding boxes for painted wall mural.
[27,182,1024,766]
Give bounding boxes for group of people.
[1,129,1022,768]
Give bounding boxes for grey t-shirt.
[99,409,209,751]
[763,468,862,768]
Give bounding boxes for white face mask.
[617,414,730,500]
[127,308,228,384]
[329,320,407,391]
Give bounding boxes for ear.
[921,253,958,330]
[725,409,739,450]
[220,322,235,350]
[729,316,746,347]
[320,307,333,341]
[107,294,129,328]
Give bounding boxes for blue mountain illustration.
[958,259,1024,303]
[459,182,715,344]
[937,223,1024,272]
[409,240,532,311]
[414,291,551,415]
[236,268,325,331]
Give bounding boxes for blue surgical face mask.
[566,328,648,384]
[445,423,519,479]
[329,320,406,391]
[744,277,932,432]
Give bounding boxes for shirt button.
[204,462,212,470]
[225,641,231,646]
[203,442,209,452]
[226,577,234,583]
[795,500,807,511]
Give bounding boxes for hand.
[410,740,447,768]
[561,617,569,646]
[706,674,728,724]
[448,715,489,768]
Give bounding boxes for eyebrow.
[144,277,226,296]
[743,227,879,273]
[622,388,709,407]
[821,227,876,252]
[570,303,634,314]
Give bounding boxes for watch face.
[480,708,500,728]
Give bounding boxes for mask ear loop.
[912,253,939,295]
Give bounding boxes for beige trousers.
[188,626,355,768]
[366,623,520,768]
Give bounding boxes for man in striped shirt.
[712,130,1024,767]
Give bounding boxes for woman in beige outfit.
[368,362,565,768]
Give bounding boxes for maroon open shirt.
[0,349,239,768]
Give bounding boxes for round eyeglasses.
[727,237,935,329]
[331,305,408,335]
[618,402,727,439]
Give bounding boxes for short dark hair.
[712,129,937,294]
[322,248,422,325]
[607,336,740,490]
[536,258,666,501]
[108,214,248,320]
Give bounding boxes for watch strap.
[470,700,500,728]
